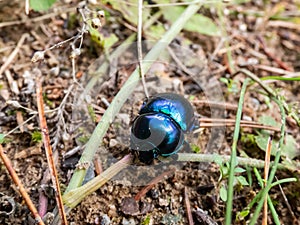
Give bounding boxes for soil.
[0,1,300,225]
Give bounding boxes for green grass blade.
[249,98,286,225]
[225,78,250,225]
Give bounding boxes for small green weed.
[31,130,42,143]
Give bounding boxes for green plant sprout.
[31,130,42,143]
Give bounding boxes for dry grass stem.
[0,33,29,77]
[196,118,280,132]
[36,76,68,225]
[184,187,194,225]
[0,7,76,28]
[134,169,175,201]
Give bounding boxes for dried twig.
[134,169,175,201]
[184,187,194,225]
[16,111,24,133]
[93,156,103,175]
[275,177,298,224]
[0,145,45,225]
[195,118,281,132]
[25,0,29,15]
[38,171,50,218]
[268,20,300,31]
[0,7,76,28]
[36,75,68,225]
[257,36,293,71]
[253,64,296,75]
[5,69,20,95]
[192,99,253,114]
[3,115,36,138]
[0,33,29,77]
[217,42,244,55]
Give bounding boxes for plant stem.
[225,78,250,225]
[36,76,68,225]
[253,168,280,225]
[61,151,291,212]
[271,177,297,188]
[63,154,132,209]
[261,76,300,81]
[177,153,285,170]
[249,98,286,225]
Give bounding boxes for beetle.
[130,93,196,164]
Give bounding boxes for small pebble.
[108,204,118,217]
[122,217,136,225]
[100,214,111,225]
[150,189,159,199]
[49,66,60,76]
[158,198,169,207]
[239,23,247,32]
[109,139,118,147]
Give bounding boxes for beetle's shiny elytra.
[130,93,196,163]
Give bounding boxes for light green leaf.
[102,34,119,51]
[281,159,300,172]
[234,167,246,173]
[258,115,279,127]
[282,135,299,159]
[237,209,250,220]
[0,134,5,144]
[220,77,229,85]
[236,176,249,186]
[89,26,119,50]
[255,134,277,155]
[161,6,220,36]
[145,24,166,40]
[30,0,56,11]
[220,185,227,202]
[255,133,299,159]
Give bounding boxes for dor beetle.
[130,93,196,164]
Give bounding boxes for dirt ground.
[0,0,300,225]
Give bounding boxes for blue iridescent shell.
[131,112,185,155]
[139,93,195,132]
[130,93,195,163]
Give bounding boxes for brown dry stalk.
[0,145,45,225]
[0,7,76,28]
[263,136,272,225]
[257,35,293,72]
[36,76,68,225]
[0,33,29,77]
[184,187,194,225]
[192,99,253,114]
[134,169,175,201]
[93,156,103,175]
[268,20,300,31]
[198,118,281,132]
